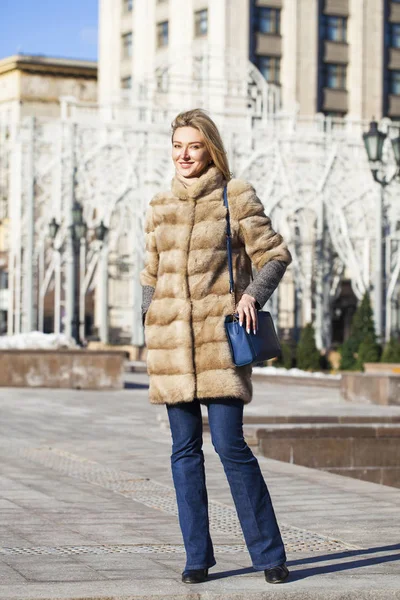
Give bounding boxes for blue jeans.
[166,397,287,571]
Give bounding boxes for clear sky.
[0,0,98,61]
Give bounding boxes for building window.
[123,0,133,12]
[194,9,208,37]
[257,7,281,35]
[390,70,400,95]
[321,15,347,42]
[324,64,347,89]
[390,23,400,48]
[121,76,132,89]
[122,32,133,58]
[256,56,280,84]
[157,21,169,47]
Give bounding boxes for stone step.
[2,581,398,599]
[237,422,400,488]
[219,414,400,424]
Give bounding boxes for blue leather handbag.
[223,186,281,366]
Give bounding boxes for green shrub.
[339,338,358,370]
[275,340,293,369]
[350,291,376,347]
[296,323,320,371]
[339,291,381,370]
[355,333,381,371]
[381,337,400,363]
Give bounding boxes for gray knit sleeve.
[141,285,155,326]
[242,259,287,309]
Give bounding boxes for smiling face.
[172,126,212,178]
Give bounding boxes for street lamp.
[48,217,60,241]
[94,220,108,243]
[71,201,88,243]
[48,207,108,345]
[363,119,400,180]
[362,118,400,341]
[362,120,386,163]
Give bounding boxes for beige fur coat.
[140,165,291,405]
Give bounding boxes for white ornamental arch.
[3,105,400,346]
[231,125,400,346]
[130,45,281,128]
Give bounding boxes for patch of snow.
[0,331,78,350]
[252,365,341,380]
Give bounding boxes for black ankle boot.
[264,563,289,584]
[181,567,209,583]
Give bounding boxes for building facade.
[0,54,97,121]
[98,0,400,120]
[0,3,399,351]
[0,55,98,337]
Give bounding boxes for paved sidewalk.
[0,373,399,599]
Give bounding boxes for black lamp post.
[363,119,400,182]
[362,119,400,341]
[94,220,108,243]
[48,206,108,345]
[68,202,87,345]
[70,201,88,242]
[48,218,60,241]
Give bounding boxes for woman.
[140,109,292,585]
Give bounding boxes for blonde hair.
[171,109,231,181]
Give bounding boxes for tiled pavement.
[0,372,399,599]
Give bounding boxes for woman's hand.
[236,293,258,334]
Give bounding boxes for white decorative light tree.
[0,51,399,349]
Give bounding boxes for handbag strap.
[223,185,236,314]
[224,184,256,316]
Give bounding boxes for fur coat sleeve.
[230,180,292,270]
[243,259,288,309]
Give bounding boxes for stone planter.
[0,350,126,389]
[340,372,400,405]
[364,362,400,375]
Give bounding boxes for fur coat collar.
[171,165,225,200]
